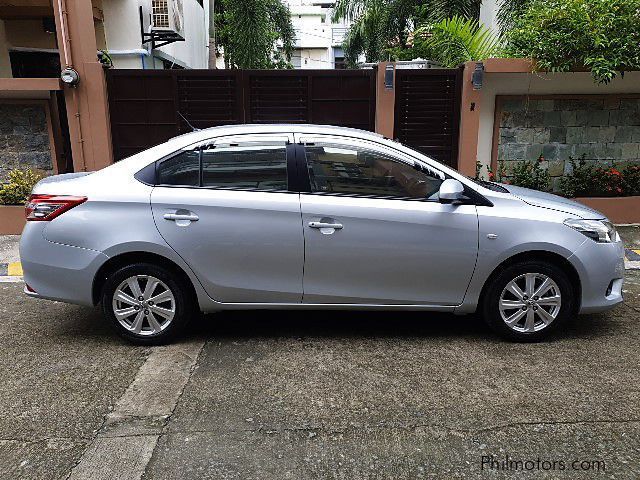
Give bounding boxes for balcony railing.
[332,27,347,45]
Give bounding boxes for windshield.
[467,176,509,193]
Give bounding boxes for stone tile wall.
[497,97,640,191]
[0,103,53,182]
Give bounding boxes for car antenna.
[177,112,200,132]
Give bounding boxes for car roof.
[105,122,479,194]
[173,123,385,144]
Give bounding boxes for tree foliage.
[506,0,640,84]
[410,16,502,67]
[496,0,532,34]
[215,0,295,69]
[332,0,482,65]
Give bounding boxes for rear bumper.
[569,239,625,314]
[19,223,107,306]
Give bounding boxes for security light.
[472,62,484,90]
[384,64,394,89]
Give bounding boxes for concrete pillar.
[0,20,12,77]
[52,0,113,172]
[375,62,395,138]
[457,61,483,177]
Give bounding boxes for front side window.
[156,141,288,191]
[304,142,444,199]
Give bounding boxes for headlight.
[564,219,620,243]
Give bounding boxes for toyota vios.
[19,125,624,344]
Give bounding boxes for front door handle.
[164,213,199,222]
[309,221,343,230]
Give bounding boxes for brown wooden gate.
[394,68,463,169]
[107,69,375,161]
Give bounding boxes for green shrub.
[0,168,45,205]
[622,164,640,196]
[509,160,550,191]
[560,156,628,197]
[507,0,640,84]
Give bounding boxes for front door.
[151,134,304,304]
[297,135,479,305]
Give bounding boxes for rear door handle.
[164,213,199,222]
[309,221,343,230]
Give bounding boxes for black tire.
[101,262,195,345]
[482,260,575,342]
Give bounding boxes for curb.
[626,249,640,270]
[0,262,22,277]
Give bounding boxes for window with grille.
[152,0,170,28]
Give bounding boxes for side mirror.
[438,179,466,204]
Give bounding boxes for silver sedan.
[20,125,624,344]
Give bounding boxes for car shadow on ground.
[46,300,622,346]
[180,307,620,343]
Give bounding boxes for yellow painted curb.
[7,261,22,276]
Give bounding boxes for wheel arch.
[478,250,581,313]
[92,251,199,308]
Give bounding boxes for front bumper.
[569,238,625,314]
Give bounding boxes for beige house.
[0,0,210,179]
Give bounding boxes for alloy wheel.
[498,273,562,333]
[112,275,176,336]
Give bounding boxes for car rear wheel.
[482,260,575,342]
[102,263,193,345]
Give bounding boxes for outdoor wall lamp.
[472,61,484,90]
[385,64,394,89]
[60,67,80,87]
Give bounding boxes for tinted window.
[304,143,444,199]
[157,150,200,186]
[201,144,288,191]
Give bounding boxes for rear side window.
[156,142,288,191]
[157,150,200,186]
[201,145,288,191]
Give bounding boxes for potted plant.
[0,168,45,235]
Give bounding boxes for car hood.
[499,184,605,219]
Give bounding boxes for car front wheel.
[102,263,193,345]
[483,260,575,342]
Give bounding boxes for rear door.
[296,134,479,305]
[151,133,304,304]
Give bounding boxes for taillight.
[25,194,87,221]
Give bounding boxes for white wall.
[476,71,640,169]
[157,0,209,68]
[284,0,351,69]
[293,48,332,69]
[479,0,499,34]
[102,0,209,69]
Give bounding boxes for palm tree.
[332,0,483,65]
[414,15,503,67]
[496,0,533,34]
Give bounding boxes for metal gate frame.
[106,69,376,161]
[393,67,463,169]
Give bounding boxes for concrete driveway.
[0,270,639,479]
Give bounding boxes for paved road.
[0,272,639,479]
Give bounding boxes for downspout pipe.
[55,0,72,67]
